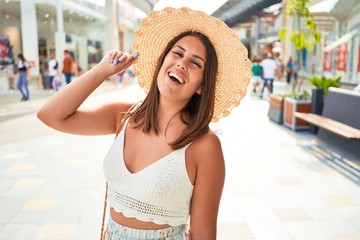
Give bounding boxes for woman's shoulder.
[188,130,223,160]
[194,130,221,145]
[186,130,224,176]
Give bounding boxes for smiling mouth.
[168,72,185,84]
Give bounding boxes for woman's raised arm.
[37,51,137,135]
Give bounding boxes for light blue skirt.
[104,217,190,240]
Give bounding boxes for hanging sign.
[323,50,332,72]
[336,43,347,71]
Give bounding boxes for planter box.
[310,88,324,134]
[284,97,311,130]
[267,95,284,124]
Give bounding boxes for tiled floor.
[0,84,359,239]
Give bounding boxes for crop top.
[103,119,194,226]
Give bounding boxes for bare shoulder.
[191,130,222,151]
[187,130,224,167]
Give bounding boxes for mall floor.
[0,81,359,240]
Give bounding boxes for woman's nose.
[176,62,187,71]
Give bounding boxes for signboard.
[323,50,332,72]
[0,35,13,65]
[336,43,347,71]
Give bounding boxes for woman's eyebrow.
[174,45,205,64]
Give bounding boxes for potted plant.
[307,75,341,133]
[283,89,312,130]
[308,75,341,95]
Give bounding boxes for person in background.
[250,55,263,97]
[47,52,58,89]
[37,7,251,240]
[16,53,30,101]
[62,49,74,84]
[292,59,299,90]
[286,57,293,84]
[275,56,284,81]
[40,58,48,90]
[261,53,277,98]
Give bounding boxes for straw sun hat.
[133,7,251,122]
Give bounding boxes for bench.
[294,112,360,139]
[295,87,360,158]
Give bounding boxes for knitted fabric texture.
[103,119,194,226]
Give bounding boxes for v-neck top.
[103,118,194,226]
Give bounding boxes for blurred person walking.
[16,53,30,101]
[40,58,48,90]
[62,49,74,84]
[292,60,299,90]
[286,57,293,84]
[260,53,277,98]
[47,52,58,89]
[250,56,263,97]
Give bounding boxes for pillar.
[20,0,39,75]
[254,16,261,56]
[55,0,65,71]
[106,0,120,52]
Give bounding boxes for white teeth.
[169,72,184,84]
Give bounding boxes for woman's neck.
[157,98,187,136]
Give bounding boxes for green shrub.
[277,89,310,100]
[307,76,341,95]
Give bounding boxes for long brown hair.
[131,31,218,149]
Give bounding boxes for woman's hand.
[37,50,138,136]
[94,50,138,79]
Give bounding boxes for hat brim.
[133,7,251,122]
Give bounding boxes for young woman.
[37,7,251,240]
[16,53,30,101]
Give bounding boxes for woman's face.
[157,35,206,104]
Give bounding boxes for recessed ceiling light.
[45,13,50,18]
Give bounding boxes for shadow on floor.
[299,140,360,184]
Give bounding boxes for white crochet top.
[103,119,194,226]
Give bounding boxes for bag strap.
[100,101,142,240]
[100,182,108,240]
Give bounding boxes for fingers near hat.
[133,7,252,122]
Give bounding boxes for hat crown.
[133,7,251,122]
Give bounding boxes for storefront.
[0,0,108,90]
[323,28,360,85]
